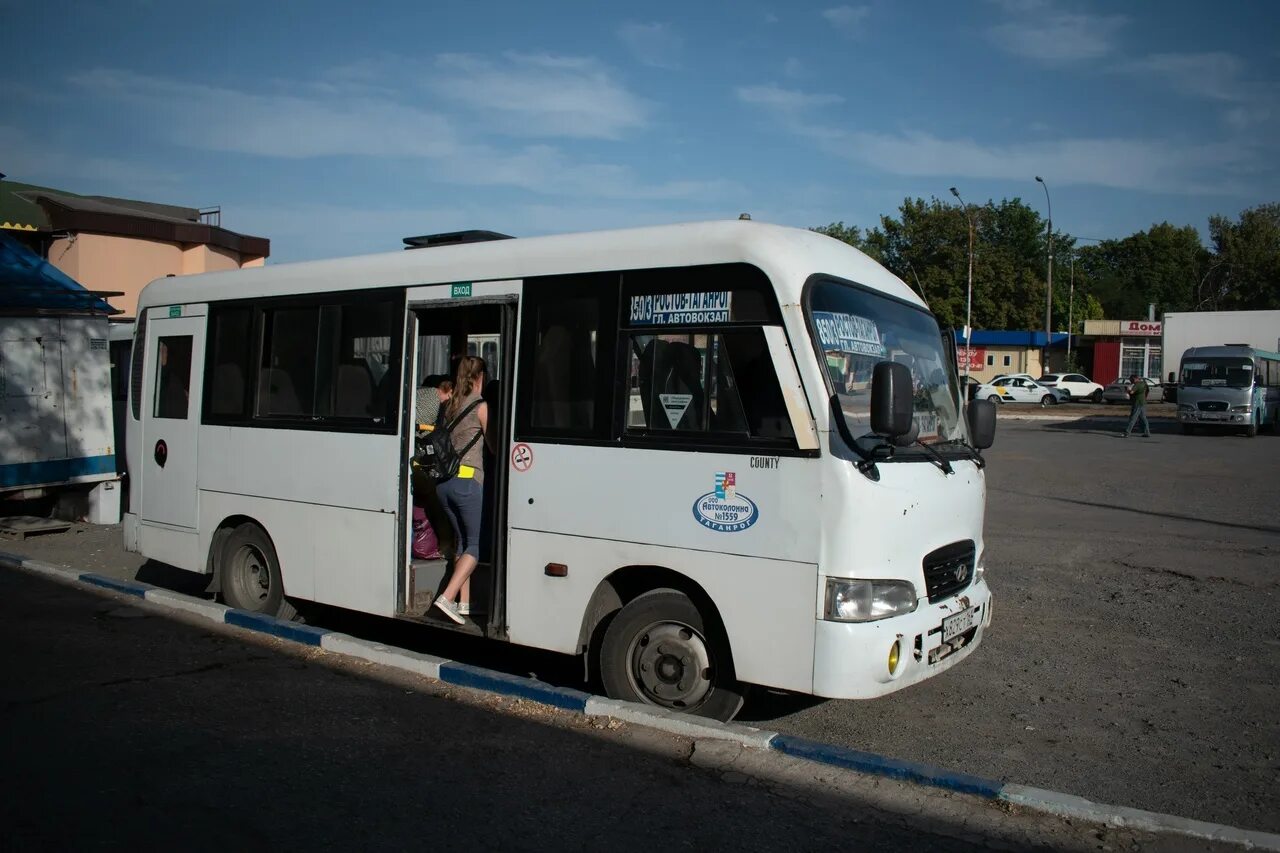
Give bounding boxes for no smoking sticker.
[511,443,533,472]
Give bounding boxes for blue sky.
[4,0,1277,262]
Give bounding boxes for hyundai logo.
[954,564,970,584]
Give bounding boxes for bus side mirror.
[1168,372,1176,383]
[871,361,913,437]
[968,399,997,450]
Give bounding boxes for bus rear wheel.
[599,589,744,722]
[218,522,297,620]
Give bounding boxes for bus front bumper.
[811,577,992,700]
[1179,409,1252,424]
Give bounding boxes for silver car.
[1102,377,1159,404]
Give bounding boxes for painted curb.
[143,587,233,621]
[3,554,1278,851]
[224,609,331,646]
[320,633,446,680]
[80,573,152,598]
[584,697,778,749]
[1000,785,1280,850]
[13,557,86,584]
[769,734,1004,799]
[438,661,591,712]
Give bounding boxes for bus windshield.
[1181,357,1254,388]
[807,279,964,448]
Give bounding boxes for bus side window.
[516,273,618,441]
[625,328,793,442]
[154,335,193,419]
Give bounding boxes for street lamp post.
[1035,176,1053,372]
[1067,255,1074,364]
[950,186,975,380]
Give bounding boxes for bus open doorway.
[401,298,517,640]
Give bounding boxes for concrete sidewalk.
[0,567,1228,852]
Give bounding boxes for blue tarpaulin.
[0,230,115,314]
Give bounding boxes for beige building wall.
[49,233,266,317]
[965,346,1046,383]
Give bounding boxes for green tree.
[811,222,865,249]
[830,196,1075,332]
[1071,223,1207,319]
[1205,204,1280,310]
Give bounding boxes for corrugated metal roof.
[0,231,116,315]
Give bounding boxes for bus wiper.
[912,438,954,475]
[938,437,986,470]
[829,394,890,480]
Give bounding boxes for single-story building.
[0,180,269,318]
[1074,319,1163,386]
[953,330,1069,383]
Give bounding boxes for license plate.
[942,606,978,642]
[1200,413,1224,420]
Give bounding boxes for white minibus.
[124,221,997,720]
[1176,344,1280,436]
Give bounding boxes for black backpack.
[423,398,484,481]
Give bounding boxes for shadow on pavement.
[1038,418,1178,435]
[990,486,1280,535]
[2,569,1085,852]
[135,558,210,595]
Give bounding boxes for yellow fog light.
[888,640,901,674]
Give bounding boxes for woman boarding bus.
[124,220,996,721]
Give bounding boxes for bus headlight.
[1230,405,1251,413]
[1177,404,1195,412]
[824,579,918,622]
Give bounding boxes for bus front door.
[138,311,207,541]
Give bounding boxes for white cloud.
[1121,52,1245,102]
[233,200,740,262]
[1119,51,1278,130]
[617,21,683,69]
[736,84,843,112]
[821,5,870,34]
[46,65,722,206]
[428,52,650,139]
[0,124,184,197]
[444,144,738,202]
[838,131,1249,194]
[737,88,1257,195]
[987,9,1127,62]
[68,68,460,159]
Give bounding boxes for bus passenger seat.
[532,325,572,428]
[258,368,300,415]
[210,363,244,415]
[335,362,375,416]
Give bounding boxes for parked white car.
[975,376,1068,406]
[1038,372,1104,402]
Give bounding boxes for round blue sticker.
[692,491,759,533]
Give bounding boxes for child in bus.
[432,357,494,623]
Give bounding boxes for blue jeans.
[1125,406,1150,436]
[436,476,483,559]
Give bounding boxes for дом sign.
[1124,320,1162,336]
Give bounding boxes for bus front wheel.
[218,522,298,621]
[599,589,744,722]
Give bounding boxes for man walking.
[1122,375,1151,438]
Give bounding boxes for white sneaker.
[433,595,464,624]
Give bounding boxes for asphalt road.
[4,416,1278,834]
[2,568,1182,853]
